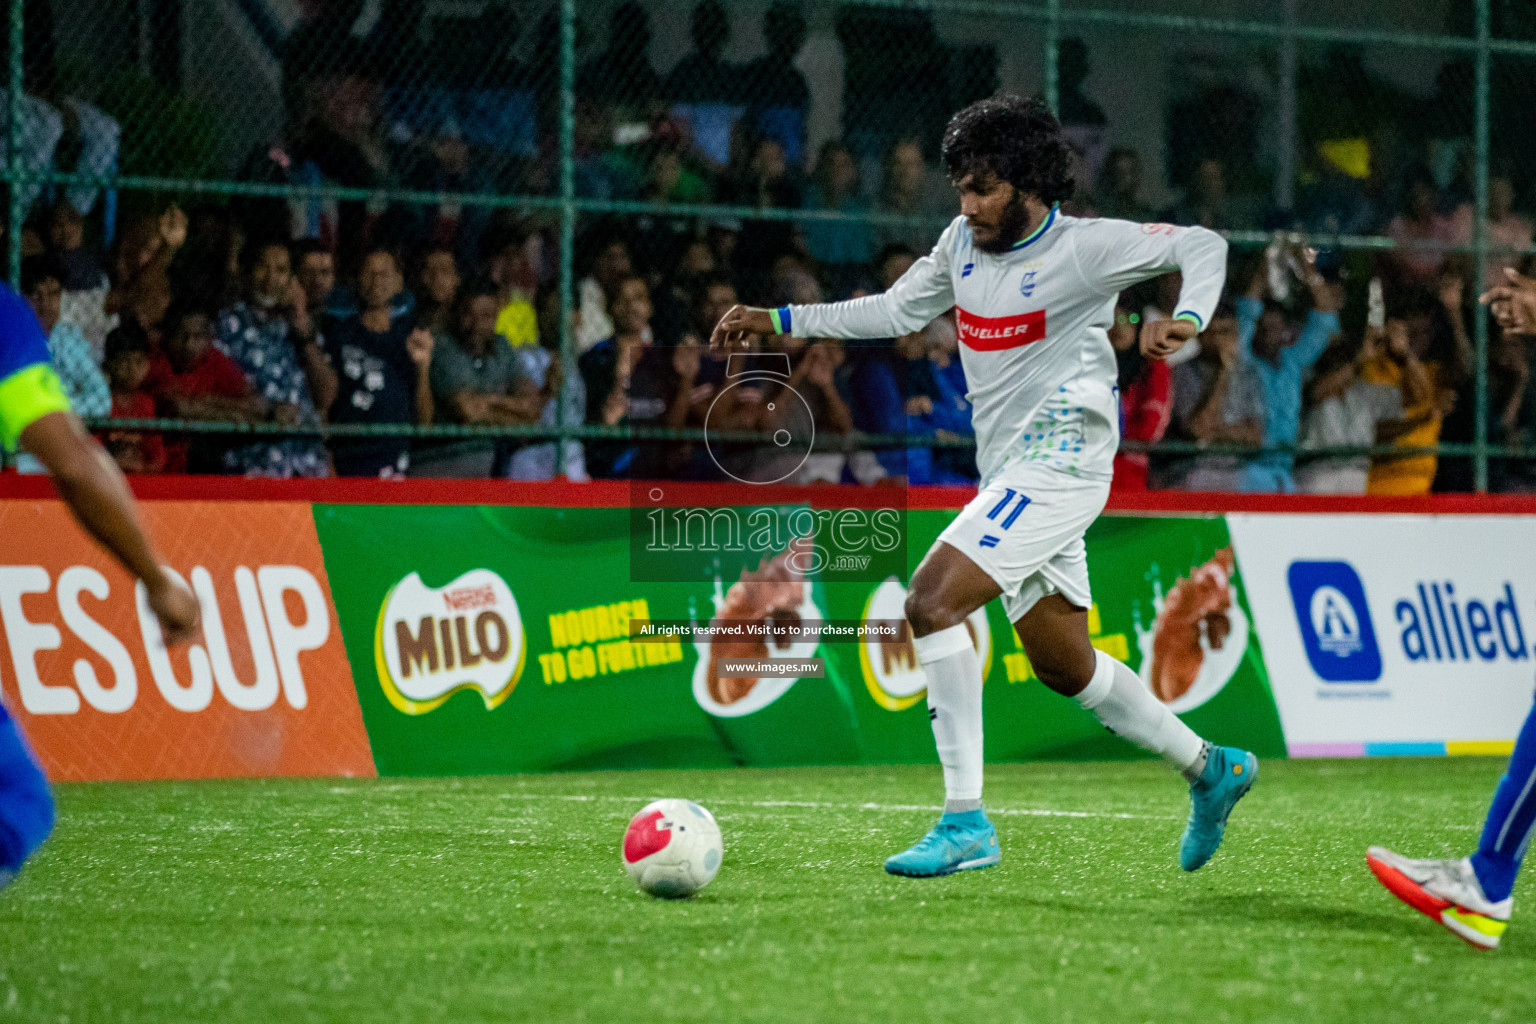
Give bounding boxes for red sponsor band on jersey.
[956,307,1047,351]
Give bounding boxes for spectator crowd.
[9,1,1536,494]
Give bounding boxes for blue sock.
[1470,698,1536,903]
[0,703,53,872]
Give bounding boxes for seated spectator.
[421,281,541,478]
[1161,157,1232,230]
[1297,144,1378,236]
[291,61,394,272]
[1430,269,1481,492]
[906,313,975,485]
[726,138,803,283]
[1236,246,1344,492]
[511,285,588,482]
[801,140,874,296]
[1161,304,1265,491]
[752,334,854,484]
[1492,321,1536,493]
[742,2,811,166]
[47,201,106,291]
[871,244,916,293]
[107,205,186,346]
[874,138,946,255]
[576,235,637,353]
[579,276,688,479]
[1360,287,1465,495]
[1451,171,1532,296]
[101,324,165,474]
[322,248,436,478]
[1110,301,1171,492]
[399,125,496,264]
[293,239,341,316]
[630,144,712,278]
[215,241,334,479]
[879,315,975,486]
[670,276,748,466]
[173,204,245,315]
[146,307,265,474]
[1295,327,1416,494]
[842,246,918,481]
[652,238,717,346]
[1096,147,1154,223]
[481,222,540,349]
[1057,39,1109,188]
[845,335,910,483]
[1384,168,1465,289]
[21,255,109,419]
[576,2,664,127]
[666,0,743,167]
[414,247,462,337]
[47,200,114,360]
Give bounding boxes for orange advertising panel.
[0,501,375,781]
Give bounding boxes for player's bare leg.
[885,542,1002,877]
[1013,595,1257,871]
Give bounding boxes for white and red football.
[621,799,724,898]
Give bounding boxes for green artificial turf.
[1,759,1532,1023]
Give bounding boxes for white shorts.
[935,465,1111,622]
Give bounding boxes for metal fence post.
[1473,0,1491,493]
[556,0,577,480]
[1275,0,1298,213]
[7,0,23,290]
[1044,0,1060,116]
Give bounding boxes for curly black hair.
[941,94,1075,207]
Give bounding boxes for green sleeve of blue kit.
[0,362,73,451]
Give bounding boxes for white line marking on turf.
[329,787,1482,830]
[491,792,1171,821]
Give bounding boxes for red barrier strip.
[4,471,1536,514]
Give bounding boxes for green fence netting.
[4,0,1535,489]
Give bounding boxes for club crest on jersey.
[1019,270,1039,297]
[956,307,1047,352]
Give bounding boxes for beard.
[972,192,1032,255]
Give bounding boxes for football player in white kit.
[712,95,1258,877]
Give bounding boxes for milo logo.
[860,578,991,710]
[374,569,526,715]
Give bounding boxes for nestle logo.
[956,307,1046,352]
[444,585,498,612]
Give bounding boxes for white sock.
[1076,649,1209,781]
[913,624,984,810]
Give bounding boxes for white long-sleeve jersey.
[788,209,1228,484]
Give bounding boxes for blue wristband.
[1173,311,1204,329]
[769,307,792,335]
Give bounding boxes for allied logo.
[1019,270,1039,297]
[1287,561,1382,682]
[374,569,526,714]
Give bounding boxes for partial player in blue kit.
[0,280,200,888]
[1367,704,1536,949]
[1364,253,1536,950]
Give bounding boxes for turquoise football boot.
[1180,745,1258,872]
[884,809,1001,877]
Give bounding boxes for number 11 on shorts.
[985,489,1031,531]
